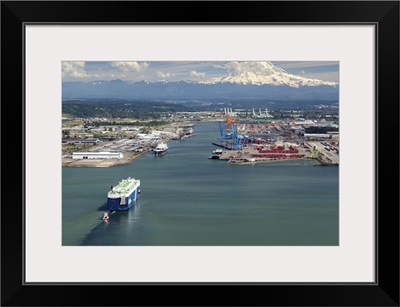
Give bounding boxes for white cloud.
[190,70,206,78]
[156,71,175,78]
[273,61,339,69]
[212,64,226,69]
[62,62,89,78]
[62,62,107,79]
[222,61,281,76]
[111,61,149,72]
[301,72,339,83]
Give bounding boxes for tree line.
[62,100,190,119]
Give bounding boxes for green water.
[62,122,338,246]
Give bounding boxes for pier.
[210,113,339,166]
[211,142,232,150]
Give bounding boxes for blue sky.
[62,61,339,83]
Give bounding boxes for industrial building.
[304,133,331,139]
[72,152,123,160]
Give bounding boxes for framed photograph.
[2,1,399,306]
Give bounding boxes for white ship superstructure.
[153,142,169,156]
[107,177,141,211]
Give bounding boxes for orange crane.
[225,113,238,128]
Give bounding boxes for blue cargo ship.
[107,177,141,211]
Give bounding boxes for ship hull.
[154,149,168,156]
[107,185,140,211]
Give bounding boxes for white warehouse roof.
[73,152,121,155]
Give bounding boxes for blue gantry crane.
[217,121,243,150]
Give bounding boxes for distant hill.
[62,99,190,119]
[62,79,339,102]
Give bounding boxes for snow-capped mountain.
[62,62,338,101]
[202,62,337,87]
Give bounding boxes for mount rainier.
[62,61,338,101]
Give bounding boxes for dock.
[210,141,339,166]
[211,142,232,150]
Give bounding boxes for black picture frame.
[1,1,399,306]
